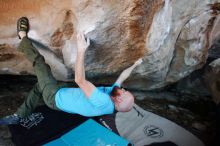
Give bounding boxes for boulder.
[0,0,219,90]
[204,58,220,104]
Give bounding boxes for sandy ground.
[0,75,218,146]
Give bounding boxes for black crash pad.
[9,105,119,146]
[9,106,89,146]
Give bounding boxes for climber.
[0,17,142,125]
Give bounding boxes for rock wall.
[204,58,220,104]
[0,0,219,90]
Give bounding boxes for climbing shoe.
[0,114,21,125]
[17,17,29,39]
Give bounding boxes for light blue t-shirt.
[55,84,120,117]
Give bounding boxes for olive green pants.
[16,37,62,117]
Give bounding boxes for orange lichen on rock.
[0,0,49,25]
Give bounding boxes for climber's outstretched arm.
[74,33,96,98]
[115,58,143,85]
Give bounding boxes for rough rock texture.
[0,0,220,90]
[204,58,220,104]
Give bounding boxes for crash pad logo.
[143,125,164,138]
[20,112,44,129]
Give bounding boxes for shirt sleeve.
[89,88,113,109]
[103,83,121,94]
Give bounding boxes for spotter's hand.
[77,33,90,53]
